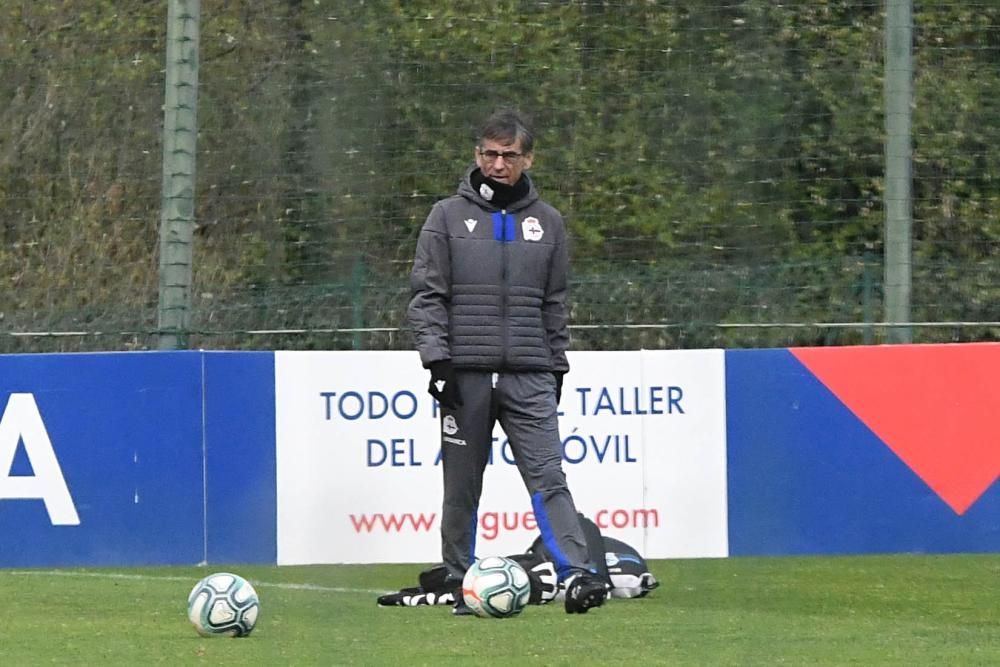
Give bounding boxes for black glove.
[554,372,565,404]
[428,360,463,409]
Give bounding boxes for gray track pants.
[439,370,589,581]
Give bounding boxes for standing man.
[407,109,607,615]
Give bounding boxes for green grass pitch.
[0,555,996,665]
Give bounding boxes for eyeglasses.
[478,148,524,164]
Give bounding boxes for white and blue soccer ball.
[462,556,531,618]
[187,572,260,637]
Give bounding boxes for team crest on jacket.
[522,217,543,241]
[464,218,478,232]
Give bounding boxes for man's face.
[475,137,533,186]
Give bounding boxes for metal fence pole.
[884,0,913,343]
[157,0,200,350]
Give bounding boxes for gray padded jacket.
[407,166,570,373]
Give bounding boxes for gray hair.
[478,109,535,153]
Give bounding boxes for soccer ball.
[187,572,260,637]
[462,556,531,618]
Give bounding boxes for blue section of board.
[203,352,277,564]
[725,348,1000,555]
[0,352,205,566]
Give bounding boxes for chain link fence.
[1,2,998,353]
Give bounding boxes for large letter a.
[0,393,80,525]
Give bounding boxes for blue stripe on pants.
[531,491,573,579]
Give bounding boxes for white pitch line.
[4,570,387,595]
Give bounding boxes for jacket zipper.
[500,208,509,369]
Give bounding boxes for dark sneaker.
[564,573,607,614]
[452,597,476,616]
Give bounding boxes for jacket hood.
[457,165,540,212]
